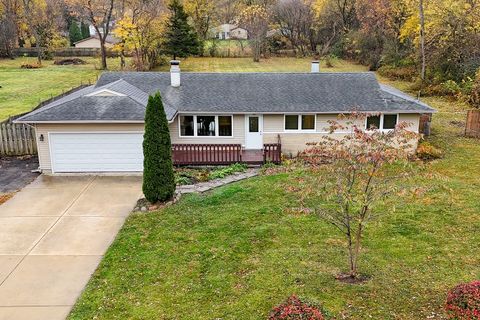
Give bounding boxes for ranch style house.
[15,61,435,174]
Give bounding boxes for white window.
[284,114,316,131]
[365,114,398,131]
[179,115,233,137]
[180,115,194,136]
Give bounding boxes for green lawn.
[0,56,366,121]
[154,56,368,72]
[2,56,478,318]
[68,59,480,319]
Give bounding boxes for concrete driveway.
[0,175,142,320]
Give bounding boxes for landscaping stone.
[135,168,260,212]
[181,168,259,195]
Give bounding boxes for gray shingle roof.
[16,72,435,123]
[19,96,145,122]
[380,84,435,113]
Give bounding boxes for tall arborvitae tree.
[80,22,90,39]
[142,92,175,203]
[69,21,83,45]
[162,0,201,60]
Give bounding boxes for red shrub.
[269,295,324,320]
[446,281,480,319]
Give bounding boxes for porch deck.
[172,144,281,166]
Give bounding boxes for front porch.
[172,143,281,166]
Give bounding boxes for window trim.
[178,114,234,138]
[365,113,399,132]
[283,114,316,132]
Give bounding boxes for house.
[15,61,435,174]
[74,35,120,49]
[212,24,248,40]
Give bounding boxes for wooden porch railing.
[172,144,242,165]
[263,143,282,164]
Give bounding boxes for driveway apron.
[0,175,142,320]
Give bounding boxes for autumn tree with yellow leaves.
[238,4,268,62]
[114,0,166,70]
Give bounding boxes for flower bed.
[446,281,480,319]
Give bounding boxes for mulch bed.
[53,58,87,65]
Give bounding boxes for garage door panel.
[50,133,144,172]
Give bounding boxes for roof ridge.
[107,79,150,108]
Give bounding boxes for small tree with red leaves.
[298,113,418,279]
[269,295,325,320]
[445,281,480,319]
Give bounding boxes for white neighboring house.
[212,24,248,40]
[74,35,120,49]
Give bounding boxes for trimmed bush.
[20,63,41,69]
[416,142,443,161]
[142,92,175,203]
[269,295,324,320]
[445,281,480,319]
[378,65,417,82]
[469,69,480,108]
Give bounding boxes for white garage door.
[50,133,144,173]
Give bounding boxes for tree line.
[1,0,479,105]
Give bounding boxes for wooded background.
[1,0,479,106]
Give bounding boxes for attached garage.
[49,132,144,173]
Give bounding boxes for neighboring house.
[15,61,435,174]
[212,24,248,40]
[74,35,120,49]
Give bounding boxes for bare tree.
[334,0,357,32]
[419,0,426,86]
[0,0,20,58]
[67,0,116,69]
[217,0,240,24]
[273,0,316,56]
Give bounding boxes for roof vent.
[170,60,180,87]
[311,60,320,73]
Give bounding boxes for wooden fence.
[263,143,282,164]
[13,47,119,57]
[465,110,480,138]
[419,113,432,136]
[0,122,37,156]
[172,144,243,165]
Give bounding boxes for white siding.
[263,113,421,155]
[34,113,421,172]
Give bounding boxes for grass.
[0,56,366,121]
[153,56,367,73]
[2,55,477,317]
[0,56,125,121]
[67,59,480,319]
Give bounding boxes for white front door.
[245,115,263,149]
